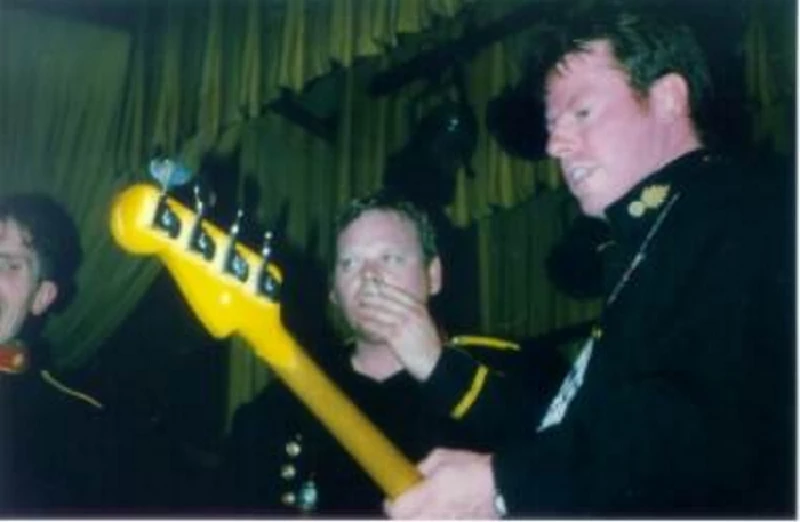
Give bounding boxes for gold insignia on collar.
[628,184,671,218]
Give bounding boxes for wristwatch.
[494,493,508,517]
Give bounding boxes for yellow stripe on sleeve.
[449,335,520,351]
[451,365,489,419]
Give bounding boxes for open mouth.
[565,166,597,191]
[568,166,591,182]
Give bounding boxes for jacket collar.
[605,148,713,249]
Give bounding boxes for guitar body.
[110,184,420,498]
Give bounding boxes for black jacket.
[429,150,795,516]
[0,368,119,515]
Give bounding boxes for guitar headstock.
[110,184,296,367]
[111,185,424,498]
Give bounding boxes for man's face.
[331,209,441,343]
[0,219,56,345]
[545,40,664,217]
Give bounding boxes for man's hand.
[385,449,500,519]
[358,280,442,380]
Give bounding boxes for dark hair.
[333,190,439,267]
[0,193,82,308]
[531,9,712,121]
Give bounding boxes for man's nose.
[359,260,384,283]
[545,123,576,159]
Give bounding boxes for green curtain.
[115,0,478,178]
[327,1,566,229]
[119,0,483,429]
[744,1,795,154]
[224,112,339,429]
[3,0,791,428]
[476,190,602,337]
[220,0,796,427]
[0,8,161,370]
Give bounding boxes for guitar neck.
[242,326,422,499]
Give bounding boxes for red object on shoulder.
[0,345,28,374]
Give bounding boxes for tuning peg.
[188,183,215,260]
[224,209,249,282]
[258,230,280,301]
[192,183,205,217]
[148,158,192,239]
[149,158,193,192]
[261,230,273,260]
[151,188,181,239]
[229,208,244,240]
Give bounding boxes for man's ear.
[650,73,691,121]
[427,256,442,296]
[31,280,58,316]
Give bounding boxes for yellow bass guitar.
[110,184,421,499]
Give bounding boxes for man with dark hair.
[217,191,568,516]
[0,193,115,514]
[386,9,793,518]
[0,194,82,348]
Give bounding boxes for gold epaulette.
[40,370,104,410]
[447,335,520,352]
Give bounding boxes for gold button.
[281,491,296,506]
[281,464,296,480]
[286,441,301,457]
[628,200,645,218]
[591,326,603,339]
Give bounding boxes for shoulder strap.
[40,370,104,410]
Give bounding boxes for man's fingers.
[362,280,425,313]
[371,278,418,304]
[358,300,402,323]
[417,448,448,476]
[385,483,428,519]
[385,452,447,518]
[360,292,415,319]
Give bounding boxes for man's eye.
[0,259,20,272]
[338,258,354,272]
[575,107,591,120]
[381,253,403,265]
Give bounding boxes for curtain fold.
[221,0,794,427]
[117,0,478,177]
[224,111,339,430]
[110,0,479,425]
[325,1,567,228]
[476,190,602,337]
[743,1,795,153]
[0,8,161,370]
[3,0,791,429]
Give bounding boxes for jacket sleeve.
[420,336,573,446]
